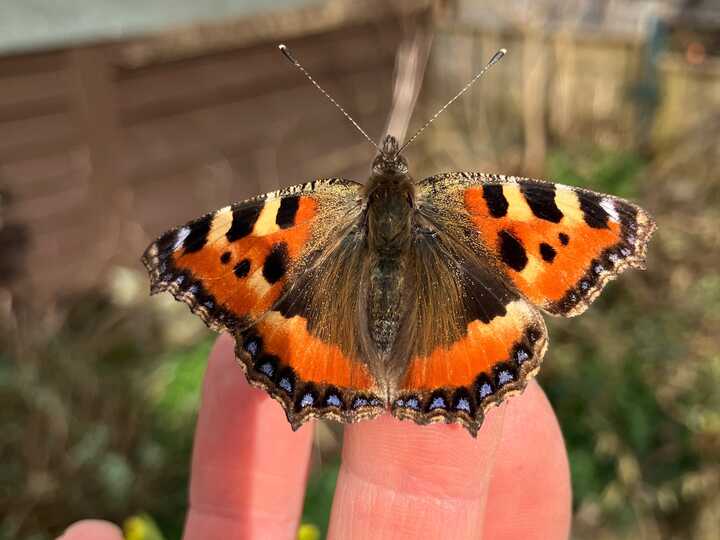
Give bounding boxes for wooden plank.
[0,147,89,189]
[0,70,71,110]
[4,172,85,206]
[121,64,393,186]
[115,0,431,67]
[0,112,77,161]
[116,23,395,116]
[67,46,120,188]
[5,181,89,223]
[118,51,395,125]
[0,50,67,75]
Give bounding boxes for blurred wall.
[0,0,431,305]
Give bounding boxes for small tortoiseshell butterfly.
[142,46,655,436]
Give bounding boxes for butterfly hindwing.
[236,312,384,429]
[393,303,547,436]
[386,204,549,435]
[142,178,385,428]
[418,172,656,317]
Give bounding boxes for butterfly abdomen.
[365,173,415,356]
[369,257,404,353]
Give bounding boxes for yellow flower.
[123,514,164,540]
[297,522,321,540]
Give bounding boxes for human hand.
[60,334,571,539]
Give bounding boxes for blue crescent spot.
[326,394,342,407]
[259,362,274,377]
[279,377,293,393]
[479,383,493,398]
[456,398,471,412]
[429,396,446,409]
[497,370,514,385]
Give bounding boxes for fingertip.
[329,405,509,539]
[185,334,314,539]
[483,381,571,539]
[202,333,237,391]
[58,520,123,540]
[342,407,506,497]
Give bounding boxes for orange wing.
[392,299,547,437]
[419,173,656,316]
[142,179,384,428]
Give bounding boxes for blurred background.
[1,0,718,539]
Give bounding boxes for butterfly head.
[372,135,408,177]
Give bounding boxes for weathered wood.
[0,17,411,301]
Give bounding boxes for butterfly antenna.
[278,44,382,153]
[397,48,507,154]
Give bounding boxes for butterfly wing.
[418,172,656,316]
[387,202,548,436]
[388,172,654,435]
[142,179,385,429]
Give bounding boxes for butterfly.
[142,46,655,436]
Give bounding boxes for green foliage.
[542,142,720,538]
[547,146,647,197]
[0,292,211,540]
[302,459,341,538]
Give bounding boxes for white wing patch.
[173,227,191,250]
[600,198,621,222]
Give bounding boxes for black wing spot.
[220,251,232,264]
[499,230,528,272]
[520,182,563,223]
[183,215,212,253]
[482,184,508,217]
[263,242,289,284]
[558,232,569,245]
[579,192,609,229]
[233,258,251,278]
[226,205,262,241]
[539,242,557,263]
[276,195,300,229]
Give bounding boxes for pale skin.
[59,334,571,540]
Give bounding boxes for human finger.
[328,393,508,539]
[57,519,123,540]
[328,380,570,539]
[482,382,571,539]
[183,334,315,540]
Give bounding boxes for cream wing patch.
[253,198,282,236]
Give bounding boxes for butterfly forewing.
[142,178,386,428]
[417,172,656,317]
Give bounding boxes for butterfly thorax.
[363,136,415,356]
